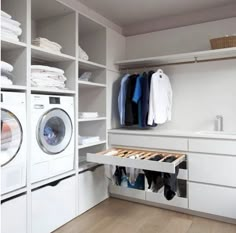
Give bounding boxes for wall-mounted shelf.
[78,80,106,88]
[78,117,107,122]
[31,87,75,95]
[31,45,76,62]
[78,140,107,149]
[1,39,27,51]
[115,47,236,70]
[1,85,27,91]
[79,59,106,70]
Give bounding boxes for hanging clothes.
[148,69,172,125]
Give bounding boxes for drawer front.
[146,191,188,209]
[189,182,236,219]
[109,184,145,200]
[87,148,186,174]
[1,195,27,233]
[109,133,188,151]
[189,138,236,155]
[78,166,108,215]
[32,176,76,233]
[189,153,236,187]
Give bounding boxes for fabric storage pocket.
[32,175,76,233]
[1,193,27,233]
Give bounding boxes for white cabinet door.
[78,165,108,215]
[1,194,27,233]
[32,176,76,233]
[189,182,236,219]
[189,153,236,187]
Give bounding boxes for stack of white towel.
[1,61,14,85]
[1,10,22,42]
[32,38,62,53]
[79,45,89,61]
[79,112,99,119]
[31,65,67,89]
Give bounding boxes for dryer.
[1,91,27,194]
[31,94,74,183]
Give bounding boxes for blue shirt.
[118,74,130,125]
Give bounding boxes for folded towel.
[1,16,21,27]
[32,38,62,49]
[79,46,89,61]
[79,112,99,118]
[1,20,22,36]
[1,10,11,19]
[1,76,13,85]
[1,70,15,80]
[1,61,14,72]
[31,72,67,81]
[1,29,19,42]
[31,65,64,75]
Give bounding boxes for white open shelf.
[1,85,27,91]
[116,47,236,69]
[78,80,106,88]
[79,59,106,70]
[1,39,27,51]
[78,140,107,149]
[31,45,76,62]
[30,87,76,95]
[78,117,107,122]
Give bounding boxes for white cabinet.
[1,194,27,233]
[78,165,108,215]
[189,182,236,219]
[189,153,236,187]
[32,176,76,233]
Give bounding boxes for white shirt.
[148,69,172,125]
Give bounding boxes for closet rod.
[118,56,236,71]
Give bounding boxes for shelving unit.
[78,80,107,88]
[1,39,27,51]
[1,85,27,91]
[78,140,107,149]
[78,117,107,122]
[79,59,106,70]
[30,87,76,95]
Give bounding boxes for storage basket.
[210,36,236,49]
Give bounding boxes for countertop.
[108,128,236,140]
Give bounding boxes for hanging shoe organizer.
[87,148,186,174]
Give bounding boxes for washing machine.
[31,94,75,183]
[1,91,27,194]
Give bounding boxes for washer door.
[1,108,23,167]
[37,108,73,155]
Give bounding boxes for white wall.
[126,18,236,59]
[125,18,236,132]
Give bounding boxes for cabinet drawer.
[109,133,188,151]
[1,194,27,233]
[189,182,236,219]
[78,166,108,215]
[189,138,236,155]
[87,148,186,174]
[32,176,76,233]
[189,153,236,187]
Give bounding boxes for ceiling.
[78,0,236,35]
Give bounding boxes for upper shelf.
[79,59,106,70]
[115,47,236,69]
[1,39,26,51]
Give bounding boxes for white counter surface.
[108,128,236,140]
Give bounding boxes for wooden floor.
[54,198,236,233]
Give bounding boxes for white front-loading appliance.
[31,94,75,183]
[1,91,27,194]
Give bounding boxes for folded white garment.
[1,10,11,19]
[31,73,67,82]
[1,20,22,36]
[1,29,19,42]
[32,37,62,53]
[79,136,100,145]
[79,112,99,118]
[1,16,21,27]
[31,65,64,75]
[1,76,13,85]
[79,72,92,81]
[1,61,14,72]
[31,80,66,89]
[79,45,89,61]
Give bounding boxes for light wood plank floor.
[54,198,236,233]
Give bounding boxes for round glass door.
[37,108,73,154]
[1,109,23,167]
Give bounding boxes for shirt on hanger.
[148,69,172,125]
[118,74,130,125]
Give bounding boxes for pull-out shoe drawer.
[87,148,186,174]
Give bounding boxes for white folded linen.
[79,46,89,61]
[31,65,64,75]
[1,20,22,36]
[1,61,14,72]
[1,16,21,27]
[79,112,99,118]
[31,73,67,81]
[32,37,62,53]
[1,76,13,85]
[1,29,19,42]
[1,10,11,19]
[31,79,66,89]
[79,136,100,145]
